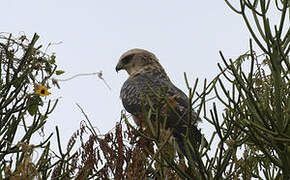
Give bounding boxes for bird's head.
[115,48,159,76]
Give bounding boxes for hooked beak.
[115,63,123,72]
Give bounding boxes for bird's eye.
[122,54,134,65]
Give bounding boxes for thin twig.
[56,71,112,90]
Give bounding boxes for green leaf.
[45,62,52,74]
[49,54,56,64]
[26,95,41,116]
[55,70,65,75]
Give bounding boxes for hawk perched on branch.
[116,48,207,160]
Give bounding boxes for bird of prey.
[116,48,207,160]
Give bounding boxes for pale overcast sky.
[2,1,250,153]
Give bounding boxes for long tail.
[172,125,208,161]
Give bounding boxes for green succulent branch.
[0,33,62,179]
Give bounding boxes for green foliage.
[0,33,60,179]
[55,0,289,179]
[0,0,288,179]
[55,70,65,75]
[26,95,42,116]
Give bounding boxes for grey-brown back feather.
[120,72,204,150]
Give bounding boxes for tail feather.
[172,125,208,161]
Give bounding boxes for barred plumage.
[116,48,207,159]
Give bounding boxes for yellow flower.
[35,85,50,97]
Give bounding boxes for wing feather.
[121,73,200,125]
[120,72,208,158]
